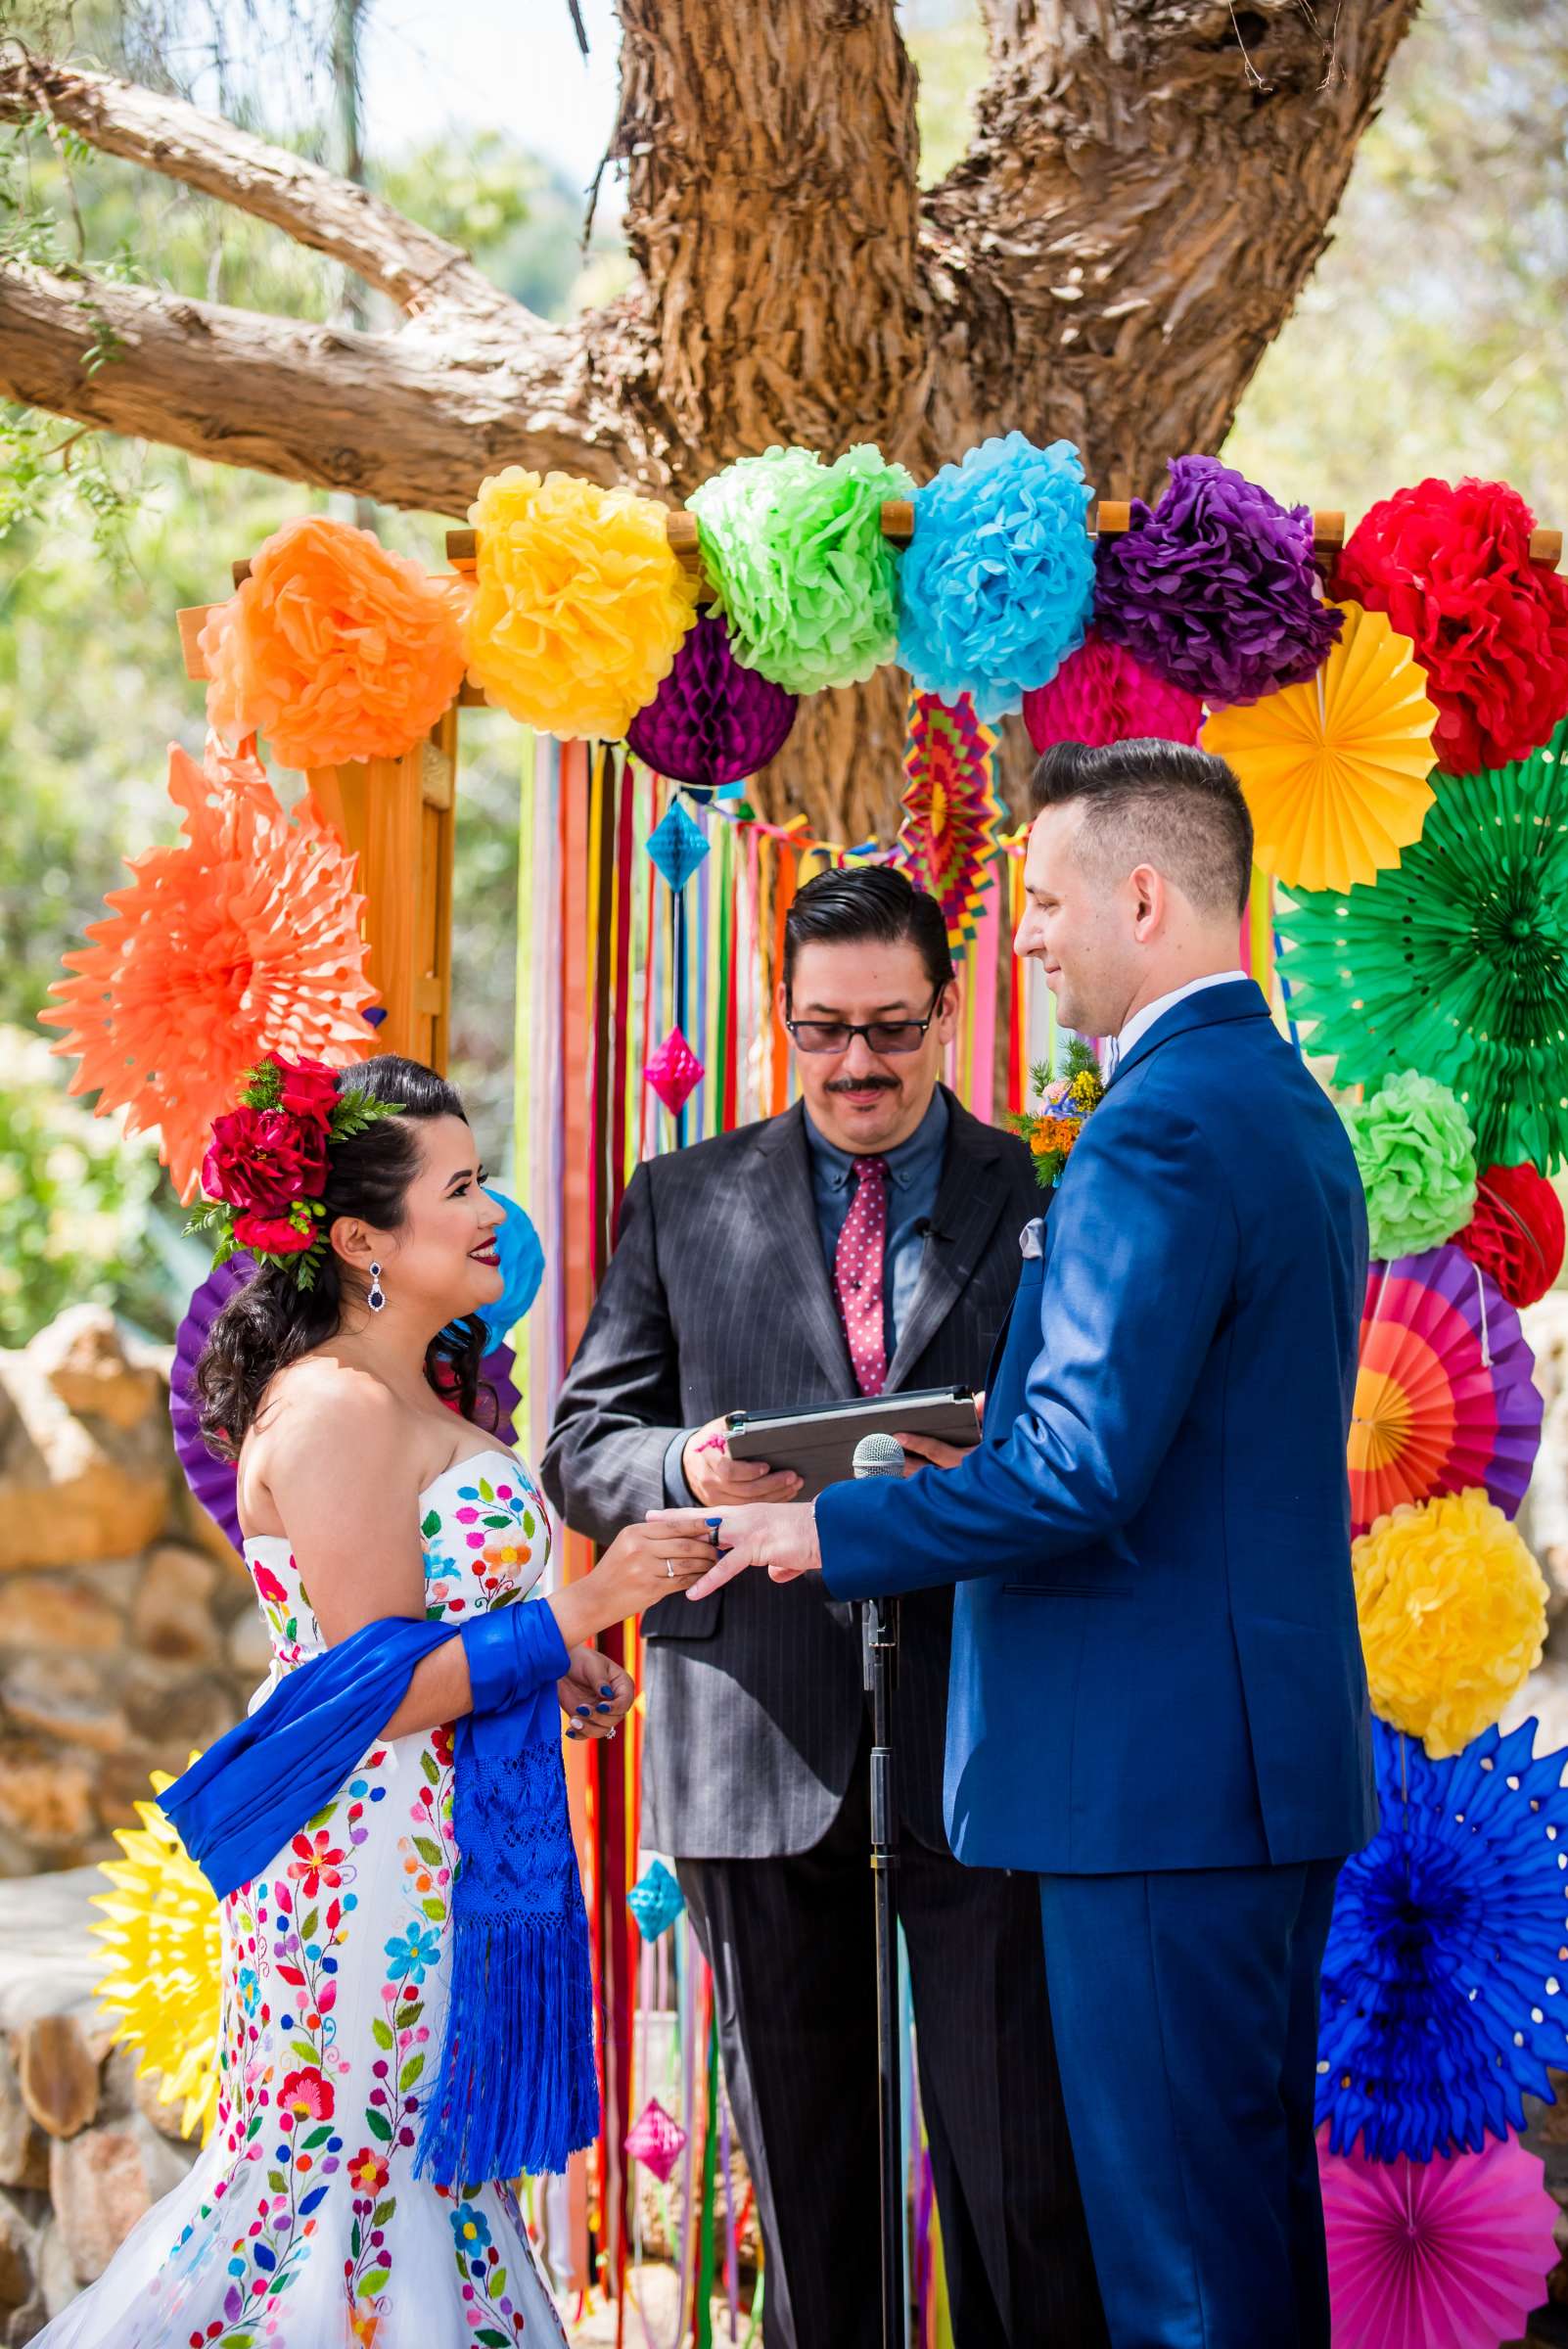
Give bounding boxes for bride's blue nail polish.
[576,1704,591,1717]
[600,1684,615,1696]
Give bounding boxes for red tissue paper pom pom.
[1453,1163,1566,1309]
[1334,478,1568,775]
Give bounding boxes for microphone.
[853,1433,905,1480]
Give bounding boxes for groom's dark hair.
[1030,739,1254,918]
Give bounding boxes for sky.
[361,0,623,187]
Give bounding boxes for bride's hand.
[547,1523,720,1649]
[559,1645,634,1742]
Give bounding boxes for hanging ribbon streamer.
[513,710,1252,2332]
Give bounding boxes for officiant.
[543,866,1104,2349]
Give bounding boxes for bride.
[40,1053,716,2347]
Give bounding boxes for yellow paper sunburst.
[91,1765,222,2142]
[1204,602,1439,892]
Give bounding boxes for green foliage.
[1225,0,1568,523]
[0,1024,182,1346]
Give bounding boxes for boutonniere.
[1010,1038,1105,1190]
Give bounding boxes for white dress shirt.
[1104,970,1248,1080]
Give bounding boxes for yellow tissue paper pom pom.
[463,467,700,739]
[1353,1488,1547,1760]
[91,1766,222,2142]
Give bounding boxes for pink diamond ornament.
[645,1028,704,1116]
[626,2097,687,2184]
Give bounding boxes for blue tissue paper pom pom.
[897,434,1096,721]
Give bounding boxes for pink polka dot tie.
[835,1157,890,1396]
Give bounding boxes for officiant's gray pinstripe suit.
[543,1091,1105,2349]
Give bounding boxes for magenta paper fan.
[1352,1243,1543,1539]
[625,609,797,789]
[170,1256,521,1551]
[1319,2128,1558,2349]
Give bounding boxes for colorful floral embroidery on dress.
[58,1449,569,2349]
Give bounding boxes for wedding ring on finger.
[665,1559,677,1580]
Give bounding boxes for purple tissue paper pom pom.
[1093,454,1342,707]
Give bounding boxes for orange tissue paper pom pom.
[200,515,467,769]
[462,467,700,740]
[40,735,377,1200]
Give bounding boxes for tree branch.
[922,0,1420,493]
[0,51,515,324]
[0,262,655,509]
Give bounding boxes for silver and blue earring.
[368,1263,386,1313]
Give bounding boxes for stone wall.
[0,1869,200,2342]
[0,1307,258,1875]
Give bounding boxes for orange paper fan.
[1204,603,1438,892]
[41,735,376,1200]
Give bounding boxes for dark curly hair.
[193,1055,497,1461]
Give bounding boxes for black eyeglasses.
[785,990,945,1057]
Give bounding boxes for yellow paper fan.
[91,1765,222,2142]
[1204,603,1439,892]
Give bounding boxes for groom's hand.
[647,1501,822,1598]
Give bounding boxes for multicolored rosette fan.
[1350,1245,1542,1539]
[889,691,1003,950]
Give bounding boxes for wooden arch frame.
[175,498,1566,1078]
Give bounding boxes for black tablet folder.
[724,1387,981,1501]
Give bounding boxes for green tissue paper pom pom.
[688,443,916,696]
[1341,1070,1478,1262]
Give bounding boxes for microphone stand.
[862,1585,904,2349]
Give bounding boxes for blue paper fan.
[1317,1718,1568,2161]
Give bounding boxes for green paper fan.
[1278,718,1568,1169]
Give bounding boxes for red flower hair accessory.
[1335,478,1568,774]
[188,1055,401,1290]
[1453,1163,1566,1310]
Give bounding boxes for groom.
[657,738,1377,2348]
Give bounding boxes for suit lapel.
[745,1105,854,1391]
[886,1098,1017,1392]
[1107,978,1271,1093]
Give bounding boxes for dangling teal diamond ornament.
[646,799,710,893]
[627,1859,686,1941]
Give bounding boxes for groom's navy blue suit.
[816,980,1378,2349]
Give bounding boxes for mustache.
[826,1076,899,1094]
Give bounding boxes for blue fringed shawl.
[161,1610,600,2187]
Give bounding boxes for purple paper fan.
[170,1253,255,1552]
[626,608,797,789]
[170,1255,521,1551]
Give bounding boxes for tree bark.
[0,2,1420,836]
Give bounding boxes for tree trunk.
[0,1,1419,835]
